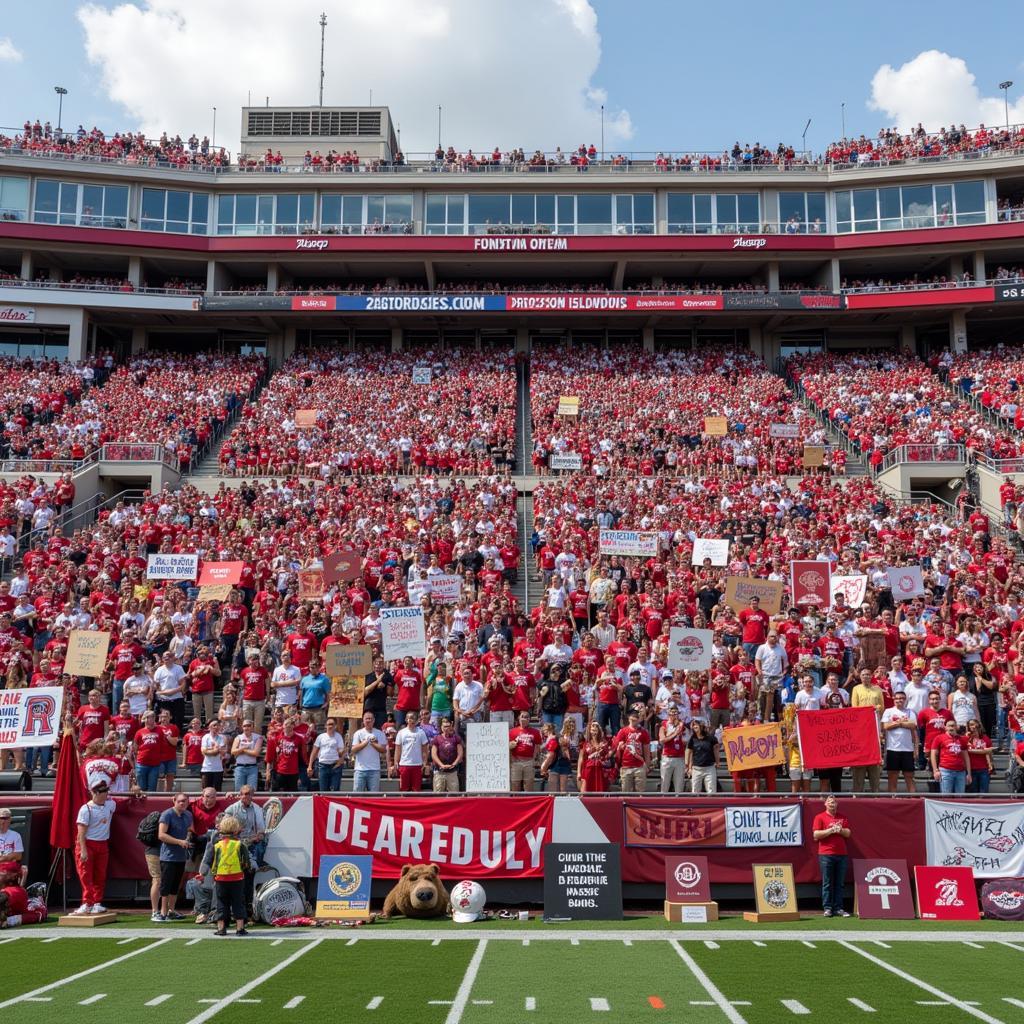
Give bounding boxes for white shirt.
[396,726,428,767]
[755,641,788,678]
[200,732,227,772]
[881,707,918,752]
[352,727,385,771]
[76,799,115,841]
[123,674,153,716]
[902,680,930,716]
[0,825,23,860]
[271,664,301,707]
[794,688,822,711]
[312,731,346,765]
[154,663,186,700]
[453,679,484,714]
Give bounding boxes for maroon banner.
[795,707,880,769]
[790,559,832,608]
[852,859,916,919]
[313,797,553,879]
[623,803,727,847]
[666,855,712,902]
[915,865,980,920]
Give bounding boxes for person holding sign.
[812,794,852,918]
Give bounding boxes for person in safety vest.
[207,815,251,935]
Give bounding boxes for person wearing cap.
[0,808,26,886]
[72,780,115,915]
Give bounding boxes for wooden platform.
[743,911,801,923]
[665,900,719,923]
[58,911,119,927]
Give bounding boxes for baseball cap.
[661,669,673,680]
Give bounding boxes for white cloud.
[869,50,1024,131]
[76,0,632,156]
[0,37,23,62]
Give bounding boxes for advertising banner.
[723,723,785,773]
[146,553,199,581]
[465,721,511,792]
[845,286,996,311]
[65,630,112,677]
[623,803,801,848]
[887,565,925,601]
[851,859,916,919]
[313,797,552,878]
[724,577,785,616]
[599,529,659,558]
[379,606,426,661]
[995,283,1024,303]
[315,854,373,919]
[796,706,881,769]
[831,574,868,608]
[0,687,64,749]
[914,864,980,920]
[667,627,714,672]
[790,559,832,608]
[543,844,621,920]
[197,561,244,587]
[924,800,1024,878]
[549,452,583,471]
[691,538,729,567]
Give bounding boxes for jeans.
[819,853,848,914]
[997,707,1009,749]
[137,763,160,791]
[318,762,344,792]
[596,703,620,736]
[26,745,52,774]
[939,768,967,794]
[233,764,259,791]
[742,642,759,661]
[353,768,381,792]
[967,769,990,793]
[541,712,564,729]
[112,678,124,711]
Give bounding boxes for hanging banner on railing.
[924,800,1024,878]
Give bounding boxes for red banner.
[790,559,832,608]
[197,560,244,586]
[845,286,996,310]
[312,797,553,879]
[796,707,880,769]
[914,865,980,920]
[623,803,727,847]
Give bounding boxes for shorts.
[885,750,915,773]
[159,859,186,897]
[145,851,161,881]
[160,758,177,777]
[788,767,813,781]
[510,760,535,785]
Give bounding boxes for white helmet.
[450,880,487,923]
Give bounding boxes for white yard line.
[365,997,383,1010]
[670,940,748,1024]
[1001,943,1024,953]
[285,996,306,1009]
[0,937,18,945]
[0,937,172,1010]
[186,938,204,946]
[432,939,442,946]
[963,942,984,949]
[444,939,488,1024]
[782,1000,810,1015]
[271,939,284,946]
[1004,999,1024,1009]
[346,937,359,946]
[116,938,135,946]
[183,939,323,1024]
[525,997,536,1011]
[848,998,876,1012]
[522,939,530,946]
[41,938,59,944]
[145,995,174,1007]
[590,998,610,1011]
[78,994,107,1005]
[23,998,51,1003]
[917,1002,980,1007]
[802,941,816,949]
[704,940,720,949]
[872,940,891,949]
[840,942,1005,1024]
[753,941,767,947]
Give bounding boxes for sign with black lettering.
[543,843,621,920]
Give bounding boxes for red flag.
[49,731,88,850]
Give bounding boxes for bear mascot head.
[380,863,451,919]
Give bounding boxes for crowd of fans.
[825,123,1024,165]
[840,272,976,292]
[948,343,1024,434]
[220,350,515,477]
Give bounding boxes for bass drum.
[253,876,310,924]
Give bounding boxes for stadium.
[2,10,1024,1021]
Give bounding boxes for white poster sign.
[925,800,1024,878]
[465,721,511,793]
[769,423,800,439]
[667,627,715,672]
[598,529,659,558]
[691,538,729,567]
[429,574,463,604]
[549,452,583,471]
[831,574,868,608]
[0,687,64,749]
[379,606,426,661]
[724,804,802,847]
[146,553,200,581]
[887,565,925,601]
[412,366,432,385]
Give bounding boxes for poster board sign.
[327,677,365,719]
[550,452,583,471]
[295,409,319,427]
[316,854,374,919]
[796,706,881,770]
[859,633,888,671]
[852,859,916,919]
[412,366,432,385]
[197,561,244,587]
[914,865,980,921]
[790,559,832,608]
[297,569,325,600]
[599,529,658,558]
[543,843,622,920]
[557,396,580,417]
[723,723,784,773]
[429,574,463,604]
[324,549,361,585]
[665,854,712,902]
[981,879,1024,921]
[770,423,800,439]
[887,565,925,601]
[623,803,801,849]
[465,721,510,793]
[924,800,1024,878]
[667,627,714,672]
[691,538,729,567]
[752,864,799,917]
[197,584,232,603]
[65,630,111,677]
[380,606,426,661]
[703,416,728,436]
[0,687,64,749]
[323,644,374,680]
[802,445,825,468]
[146,553,199,581]
[831,574,867,609]
[724,577,784,616]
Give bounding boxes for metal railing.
[0,449,98,475]
[0,277,203,296]
[970,452,1024,475]
[878,444,966,473]
[99,442,180,470]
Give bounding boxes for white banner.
[667,627,714,672]
[549,452,583,471]
[412,366,432,385]
[599,529,658,557]
[769,423,800,439]
[465,721,511,793]
[0,306,35,324]
[147,553,200,581]
[725,804,802,847]
[379,606,426,661]
[831,573,868,608]
[692,537,729,567]
[429,573,463,604]
[925,800,1024,878]
[887,565,925,601]
[0,687,64,749]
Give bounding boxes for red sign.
[291,296,332,310]
[914,864,979,920]
[623,803,727,847]
[852,859,916,919]
[665,854,712,902]
[312,797,553,879]
[324,548,362,585]
[790,559,832,608]
[197,560,245,586]
[795,707,881,769]
[845,286,996,310]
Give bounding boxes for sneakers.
[166,911,186,921]
[91,904,107,914]
[194,914,207,925]
[151,912,166,923]
[70,904,93,916]
[837,910,851,918]
[823,909,833,918]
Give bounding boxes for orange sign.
[723,723,784,773]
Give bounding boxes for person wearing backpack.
[136,809,163,921]
[539,664,569,728]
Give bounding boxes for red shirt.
[239,666,269,702]
[966,735,991,772]
[739,608,769,645]
[393,667,424,711]
[932,731,968,771]
[188,656,218,694]
[110,640,143,681]
[613,725,650,768]
[134,726,164,767]
[76,704,111,748]
[812,811,849,856]
[509,726,542,760]
[266,733,306,775]
[285,631,316,671]
[918,707,953,749]
[220,602,247,636]
[182,728,205,766]
[157,723,179,762]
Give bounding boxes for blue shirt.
[158,807,193,862]
[300,672,332,709]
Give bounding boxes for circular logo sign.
[328,861,362,898]
[798,571,825,590]
[674,861,702,889]
[763,881,790,909]
[677,635,704,656]
[896,574,915,594]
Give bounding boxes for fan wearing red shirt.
[133,710,164,791]
[239,653,270,733]
[812,794,851,917]
[265,721,306,791]
[485,663,515,724]
[181,718,206,776]
[930,718,972,793]
[739,597,769,657]
[612,711,651,793]
[392,656,425,724]
[75,690,111,750]
[217,593,248,660]
[508,711,542,792]
[918,690,953,758]
[285,626,317,672]
[186,649,220,726]
[155,711,180,793]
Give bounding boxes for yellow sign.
[724,577,785,616]
[723,723,785,773]
[197,584,233,603]
[557,396,580,417]
[65,630,111,677]
[327,677,365,719]
[315,855,373,919]
[802,445,825,468]
[703,416,728,436]
[752,864,799,917]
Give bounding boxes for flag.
[49,730,88,850]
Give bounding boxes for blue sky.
[0,1,1021,155]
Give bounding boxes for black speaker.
[0,771,32,791]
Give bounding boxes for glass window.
[298,194,314,229]
[667,193,693,231]
[556,195,574,231]
[0,177,29,220]
[806,192,826,231]
[934,184,953,226]
[34,179,60,223]
[141,188,165,225]
[322,194,343,226]
[277,194,298,227]
[633,193,654,232]
[836,190,852,233]
[103,186,128,226]
[716,194,737,231]
[693,194,712,233]
[166,190,189,225]
[468,194,510,231]
[737,194,759,231]
[257,196,274,232]
[511,194,534,228]
[778,192,806,228]
[235,194,257,232]
[217,195,234,234]
[954,180,985,224]
[366,195,385,226]
[58,182,79,225]
[878,187,901,231]
[191,194,208,234]
[424,195,445,225]
[853,189,877,232]
[576,193,612,233]
[535,194,555,229]
[901,185,934,229]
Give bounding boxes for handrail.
[99,442,179,470]
[879,443,966,473]
[971,451,1024,475]
[0,449,99,474]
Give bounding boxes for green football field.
[1,926,1023,1024]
